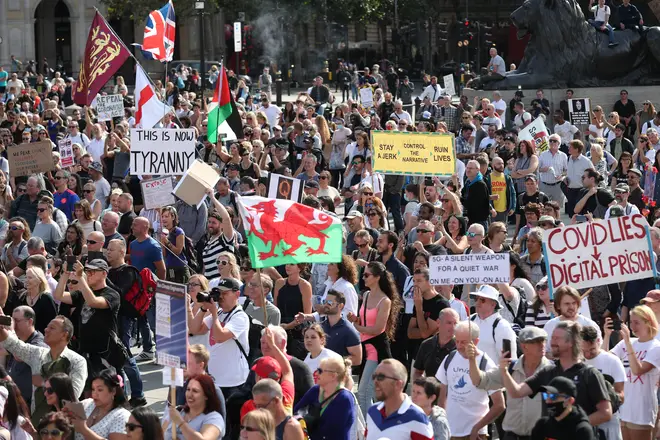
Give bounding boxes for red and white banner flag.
[135,65,171,129]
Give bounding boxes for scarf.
[467,172,484,188]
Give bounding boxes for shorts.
[620,421,654,430]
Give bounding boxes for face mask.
[546,400,566,417]
[337,124,343,130]
[403,193,411,202]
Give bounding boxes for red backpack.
[122,267,158,318]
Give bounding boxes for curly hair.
[335,254,358,285]
[366,261,403,341]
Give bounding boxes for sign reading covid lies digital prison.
[130,128,197,175]
[542,214,657,296]
[371,131,456,177]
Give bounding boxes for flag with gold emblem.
[73,11,131,106]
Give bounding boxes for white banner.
[518,116,550,153]
[58,138,74,168]
[543,214,655,294]
[95,94,124,122]
[429,253,510,285]
[443,74,456,96]
[234,22,242,53]
[141,177,176,210]
[130,128,197,175]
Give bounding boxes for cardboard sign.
[141,177,176,210]
[443,74,456,96]
[371,131,456,177]
[58,138,74,168]
[172,159,221,208]
[568,98,591,125]
[359,87,374,108]
[542,214,655,295]
[130,128,197,175]
[155,280,188,369]
[8,141,53,177]
[267,173,303,202]
[429,253,510,285]
[95,94,124,121]
[518,116,550,153]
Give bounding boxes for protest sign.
[568,98,591,125]
[8,141,53,177]
[95,94,124,121]
[359,87,374,108]
[443,74,456,96]
[371,131,455,177]
[141,177,176,210]
[58,138,74,168]
[518,117,550,153]
[155,280,188,369]
[267,173,303,202]
[429,253,510,286]
[130,128,196,175]
[542,214,655,295]
[172,159,221,208]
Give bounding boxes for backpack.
[575,364,621,414]
[182,235,200,273]
[122,266,158,318]
[234,300,265,365]
[471,313,523,357]
[443,349,487,373]
[501,285,528,333]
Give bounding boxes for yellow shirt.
[491,173,507,213]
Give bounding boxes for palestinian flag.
[238,196,343,268]
[207,65,242,143]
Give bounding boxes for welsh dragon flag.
[207,65,233,143]
[238,196,343,268]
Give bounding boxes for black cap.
[85,259,109,273]
[215,277,241,291]
[305,180,319,189]
[226,163,240,171]
[539,377,577,398]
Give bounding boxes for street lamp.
[195,1,205,98]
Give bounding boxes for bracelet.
[200,307,208,313]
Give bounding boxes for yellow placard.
[371,131,456,177]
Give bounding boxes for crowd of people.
[1,53,660,440]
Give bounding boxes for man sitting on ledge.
[588,0,619,47]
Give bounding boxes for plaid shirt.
[456,135,474,163]
[438,105,459,133]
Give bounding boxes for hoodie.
[428,406,451,440]
[531,406,596,440]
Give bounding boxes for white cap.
[470,285,501,310]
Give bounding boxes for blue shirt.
[294,386,355,440]
[129,237,163,273]
[0,71,7,87]
[53,189,79,221]
[321,317,361,357]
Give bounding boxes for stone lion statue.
[468,0,660,90]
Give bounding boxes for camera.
[196,288,221,303]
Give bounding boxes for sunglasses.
[83,189,93,193]
[466,232,481,238]
[125,423,142,432]
[536,284,549,290]
[39,429,64,437]
[317,367,338,375]
[44,386,54,394]
[362,191,373,196]
[37,208,47,213]
[86,240,98,245]
[352,161,363,165]
[367,212,378,217]
[54,176,64,180]
[319,175,329,180]
[9,225,23,231]
[355,242,368,248]
[240,426,259,432]
[218,260,228,266]
[187,282,202,288]
[542,392,567,401]
[549,139,559,144]
[417,229,432,234]
[372,373,399,382]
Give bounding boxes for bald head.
[131,216,151,239]
[87,231,105,252]
[102,211,119,234]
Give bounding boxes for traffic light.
[480,24,494,49]
[457,19,470,47]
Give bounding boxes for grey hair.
[527,227,544,244]
[27,237,44,251]
[456,321,480,340]
[554,321,583,361]
[14,306,35,323]
[650,226,660,241]
[267,325,287,349]
[252,378,283,399]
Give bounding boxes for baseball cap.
[305,180,319,189]
[89,162,103,173]
[609,205,625,218]
[215,277,241,291]
[251,356,282,380]
[539,376,577,399]
[535,276,549,290]
[85,259,109,273]
[641,290,660,304]
[538,215,555,224]
[504,135,516,143]
[469,285,501,310]
[226,163,240,171]
[345,210,363,219]
[615,183,630,193]
[519,327,548,343]
[273,125,282,132]
[524,175,537,182]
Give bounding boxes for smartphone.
[575,215,587,223]
[66,255,76,272]
[502,339,512,357]
[612,319,622,331]
[63,400,86,419]
[0,316,11,327]
[87,251,104,262]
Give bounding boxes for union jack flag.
[134,1,176,63]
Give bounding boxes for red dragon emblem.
[245,200,335,260]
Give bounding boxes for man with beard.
[378,92,395,123]
[486,156,516,223]
[202,191,237,281]
[543,287,601,353]
[605,183,639,219]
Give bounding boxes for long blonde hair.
[242,409,276,440]
[217,252,240,279]
[631,305,659,338]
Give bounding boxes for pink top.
[359,295,386,362]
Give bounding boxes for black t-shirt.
[531,407,596,440]
[525,360,609,417]
[411,294,450,338]
[517,191,549,215]
[19,294,57,335]
[576,188,615,218]
[413,335,456,378]
[70,285,120,354]
[117,211,136,237]
[403,244,447,272]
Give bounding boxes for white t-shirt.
[586,351,627,386]
[390,111,412,123]
[258,105,282,127]
[483,116,503,130]
[478,136,496,152]
[76,399,130,440]
[471,313,518,364]
[512,278,536,302]
[553,122,579,146]
[592,4,611,22]
[87,137,106,163]
[604,203,640,219]
[611,338,660,425]
[436,351,498,436]
[304,347,343,382]
[203,307,250,387]
[641,119,660,135]
[493,98,507,121]
[489,55,506,75]
[543,315,601,352]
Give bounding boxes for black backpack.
[233,301,265,365]
[501,285,528,333]
[575,364,622,414]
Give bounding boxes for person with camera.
[188,277,250,402]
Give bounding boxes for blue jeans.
[589,20,615,43]
[120,316,144,399]
[351,85,358,100]
[357,360,379,415]
[383,192,404,232]
[138,302,156,352]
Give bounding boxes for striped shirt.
[538,150,568,184]
[366,396,433,440]
[524,302,554,328]
[202,232,236,280]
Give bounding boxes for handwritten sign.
[518,116,549,153]
[172,159,221,208]
[568,98,591,126]
[443,74,456,96]
[130,128,197,175]
[58,138,74,168]
[95,94,124,121]
[371,131,456,176]
[8,141,53,177]
[359,87,374,108]
[429,253,510,285]
[141,177,176,210]
[267,173,303,202]
[542,214,655,295]
[155,280,188,369]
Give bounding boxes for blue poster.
[155,280,188,369]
